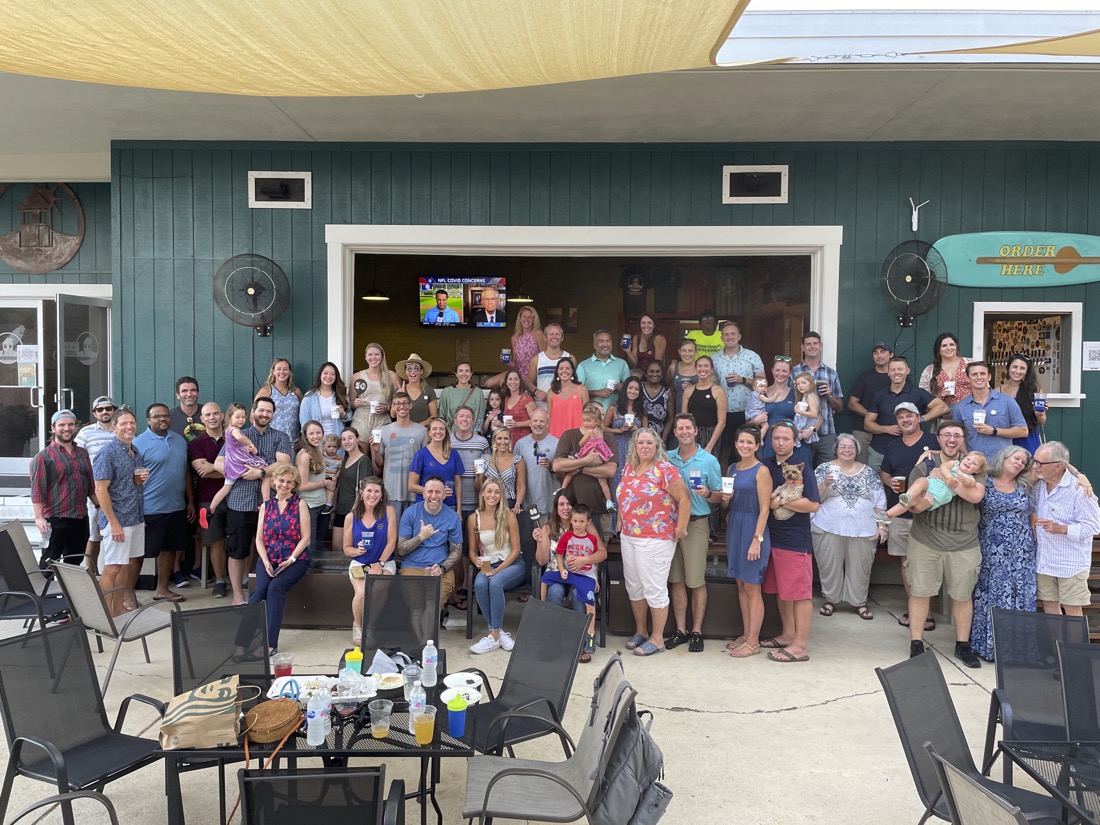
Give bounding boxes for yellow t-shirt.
[684,330,723,360]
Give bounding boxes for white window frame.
[721,165,789,205]
[971,300,1084,407]
[247,171,312,209]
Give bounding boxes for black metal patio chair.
[0,523,69,632]
[240,766,404,825]
[3,520,79,599]
[339,574,447,672]
[0,620,164,825]
[171,601,270,694]
[462,651,636,824]
[1057,640,1100,741]
[458,597,589,758]
[982,608,1089,781]
[927,743,1032,825]
[8,790,119,825]
[876,651,1064,825]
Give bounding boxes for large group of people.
[28,305,1098,666]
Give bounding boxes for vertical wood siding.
[105,142,1100,465]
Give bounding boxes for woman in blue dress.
[722,426,774,658]
[603,377,647,504]
[997,354,1046,456]
[746,356,812,465]
[970,446,1037,661]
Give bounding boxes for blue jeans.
[472,561,527,631]
[544,580,589,615]
[249,555,309,649]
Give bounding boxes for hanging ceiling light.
[361,257,389,301]
[510,260,533,303]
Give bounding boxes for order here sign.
[932,232,1100,288]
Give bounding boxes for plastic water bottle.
[306,692,326,747]
[421,640,438,687]
[408,680,426,734]
[321,688,332,736]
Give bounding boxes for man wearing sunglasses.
[1032,442,1100,618]
[75,396,118,570]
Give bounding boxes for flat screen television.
[418,276,507,328]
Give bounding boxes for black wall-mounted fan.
[880,240,948,328]
[213,254,290,337]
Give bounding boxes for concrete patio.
[0,581,1012,824]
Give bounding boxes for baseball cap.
[92,395,115,409]
[894,402,919,416]
[871,341,892,353]
[51,409,77,425]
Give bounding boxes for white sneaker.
[470,635,501,654]
[498,630,515,652]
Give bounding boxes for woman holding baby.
[746,355,812,466]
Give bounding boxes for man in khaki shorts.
[1031,441,1100,616]
[905,421,986,667]
[665,414,723,652]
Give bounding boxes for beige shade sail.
[0,0,750,97]
[931,27,1100,58]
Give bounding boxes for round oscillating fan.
[880,240,948,328]
[213,254,290,337]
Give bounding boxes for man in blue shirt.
[864,356,948,470]
[576,329,631,412]
[423,289,460,325]
[133,403,194,603]
[397,476,464,609]
[952,361,1028,460]
[665,413,723,652]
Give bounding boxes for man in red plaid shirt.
[30,409,98,568]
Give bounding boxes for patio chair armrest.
[383,778,405,825]
[8,791,118,825]
[0,590,49,625]
[9,735,70,792]
[485,707,575,757]
[477,766,590,823]
[116,598,181,637]
[114,693,167,730]
[455,667,496,701]
[981,689,1007,775]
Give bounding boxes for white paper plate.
[441,686,481,705]
[443,672,483,691]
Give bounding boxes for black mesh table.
[164,676,474,825]
[1000,740,1100,825]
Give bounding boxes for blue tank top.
[351,512,389,566]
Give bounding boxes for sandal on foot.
[725,635,747,651]
[897,613,911,627]
[625,632,647,650]
[633,641,665,657]
[518,593,531,603]
[856,606,874,620]
[447,594,468,611]
[819,602,836,617]
[768,648,810,663]
[664,630,689,650]
[688,632,704,653]
[579,634,595,663]
[729,642,761,658]
[759,637,786,649]
[924,617,936,632]
[352,626,362,645]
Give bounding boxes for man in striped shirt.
[1032,441,1100,617]
[75,395,117,569]
[526,322,571,408]
[30,409,96,568]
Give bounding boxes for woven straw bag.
[243,698,302,744]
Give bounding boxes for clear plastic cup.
[272,652,294,677]
[335,683,359,717]
[403,666,422,700]
[414,706,437,746]
[368,699,393,738]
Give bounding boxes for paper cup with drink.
[721,476,736,494]
[972,410,987,426]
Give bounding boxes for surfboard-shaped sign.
[932,232,1100,288]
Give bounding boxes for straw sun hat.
[395,353,433,380]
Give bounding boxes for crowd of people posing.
[31,306,1098,665]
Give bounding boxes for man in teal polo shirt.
[576,329,631,412]
[665,413,722,652]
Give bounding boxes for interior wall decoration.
[984,315,1064,394]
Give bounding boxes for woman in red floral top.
[616,429,691,657]
[250,462,311,653]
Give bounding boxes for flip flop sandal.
[625,633,647,650]
[759,637,786,649]
[768,649,810,663]
[352,626,363,645]
[725,635,747,651]
[633,641,665,657]
[819,602,836,617]
[856,606,874,620]
[924,617,936,632]
[153,592,186,603]
[729,642,761,658]
[897,613,911,627]
[688,632,704,653]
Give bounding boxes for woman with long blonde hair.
[485,304,547,390]
[467,478,524,654]
[350,342,400,450]
[255,357,303,443]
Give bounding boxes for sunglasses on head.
[774,355,793,362]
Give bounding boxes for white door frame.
[325,225,844,370]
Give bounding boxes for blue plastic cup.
[448,705,467,738]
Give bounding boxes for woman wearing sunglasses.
[746,355,812,465]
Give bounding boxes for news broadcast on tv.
[418,276,507,328]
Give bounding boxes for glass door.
[57,296,111,425]
[0,302,51,476]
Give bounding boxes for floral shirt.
[261,494,307,566]
[616,461,680,540]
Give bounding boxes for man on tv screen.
[470,287,506,327]
[423,289,460,325]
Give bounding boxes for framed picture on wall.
[546,307,579,332]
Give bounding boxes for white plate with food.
[266,675,338,706]
[375,673,405,691]
[443,672,483,691]
[440,686,481,705]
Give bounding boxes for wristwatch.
[754,534,764,542]
[992,427,998,436]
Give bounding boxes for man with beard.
[30,409,96,568]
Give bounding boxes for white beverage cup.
[503,415,514,427]
[370,401,380,414]
[623,413,635,427]
[943,380,956,395]
[474,459,486,474]
[372,428,382,444]
[972,410,986,426]
[721,476,736,494]
[331,406,341,419]
[606,379,617,391]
